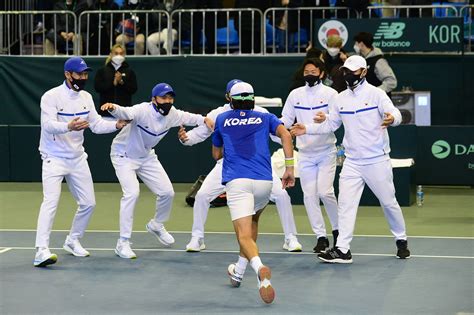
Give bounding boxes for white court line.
[1,246,473,259]
[0,248,12,254]
[0,229,473,240]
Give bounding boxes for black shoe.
[396,240,411,259]
[313,237,330,253]
[332,229,339,248]
[318,247,353,264]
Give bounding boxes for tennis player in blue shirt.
[212,82,295,304]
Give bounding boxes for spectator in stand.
[289,47,324,92]
[114,0,153,55]
[322,34,348,92]
[44,0,89,55]
[94,44,138,117]
[334,0,370,18]
[234,0,272,54]
[353,32,397,96]
[85,0,120,55]
[147,0,183,55]
[180,0,222,54]
[271,0,304,53]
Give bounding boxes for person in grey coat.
[353,32,397,96]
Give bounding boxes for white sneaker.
[227,263,243,287]
[185,237,206,252]
[257,265,275,304]
[33,248,58,267]
[115,239,137,259]
[63,235,90,257]
[283,237,302,252]
[146,220,175,246]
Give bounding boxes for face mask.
[343,71,364,89]
[303,75,320,87]
[154,102,173,116]
[353,44,361,55]
[69,77,87,91]
[327,47,340,57]
[111,55,125,66]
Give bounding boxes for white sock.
[250,256,263,274]
[235,256,248,275]
[120,237,129,242]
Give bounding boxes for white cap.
[342,55,367,71]
[230,82,254,96]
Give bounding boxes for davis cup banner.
[313,18,463,52]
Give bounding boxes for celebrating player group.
[33,56,410,304]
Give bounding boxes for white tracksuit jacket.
[281,82,338,155]
[306,80,402,164]
[39,82,117,158]
[109,102,205,158]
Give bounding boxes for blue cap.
[226,79,242,94]
[64,56,92,73]
[152,83,175,97]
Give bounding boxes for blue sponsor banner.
[313,18,464,52]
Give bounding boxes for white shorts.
[225,178,272,221]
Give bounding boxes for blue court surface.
[1,230,473,314]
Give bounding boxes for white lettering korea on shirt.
[223,117,262,127]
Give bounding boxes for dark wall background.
[1,55,473,125]
[0,56,472,185]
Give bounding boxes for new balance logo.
[224,117,262,127]
[374,22,405,40]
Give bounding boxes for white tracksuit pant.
[35,154,96,248]
[191,160,298,239]
[336,158,407,251]
[298,150,339,238]
[111,154,175,239]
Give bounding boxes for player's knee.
[237,233,252,244]
[271,189,290,204]
[85,201,96,210]
[380,198,399,209]
[160,189,175,200]
[124,189,140,201]
[318,190,335,201]
[195,190,213,203]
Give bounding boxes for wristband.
[285,158,294,167]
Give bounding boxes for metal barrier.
[0,10,77,55]
[264,7,353,54]
[171,8,264,55]
[366,4,458,18]
[460,5,473,51]
[79,10,171,56]
[1,5,471,56]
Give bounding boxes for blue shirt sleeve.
[212,117,223,147]
[268,113,283,136]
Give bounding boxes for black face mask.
[343,72,364,88]
[154,102,173,116]
[231,99,255,110]
[70,78,87,91]
[303,75,320,87]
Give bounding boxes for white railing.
[264,7,353,54]
[170,8,264,55]
[365,4,458,19]
[0,10,77,55]
[0,5,471,56]
[79,10,171,56]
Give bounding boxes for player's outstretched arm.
[275,124,295,189]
